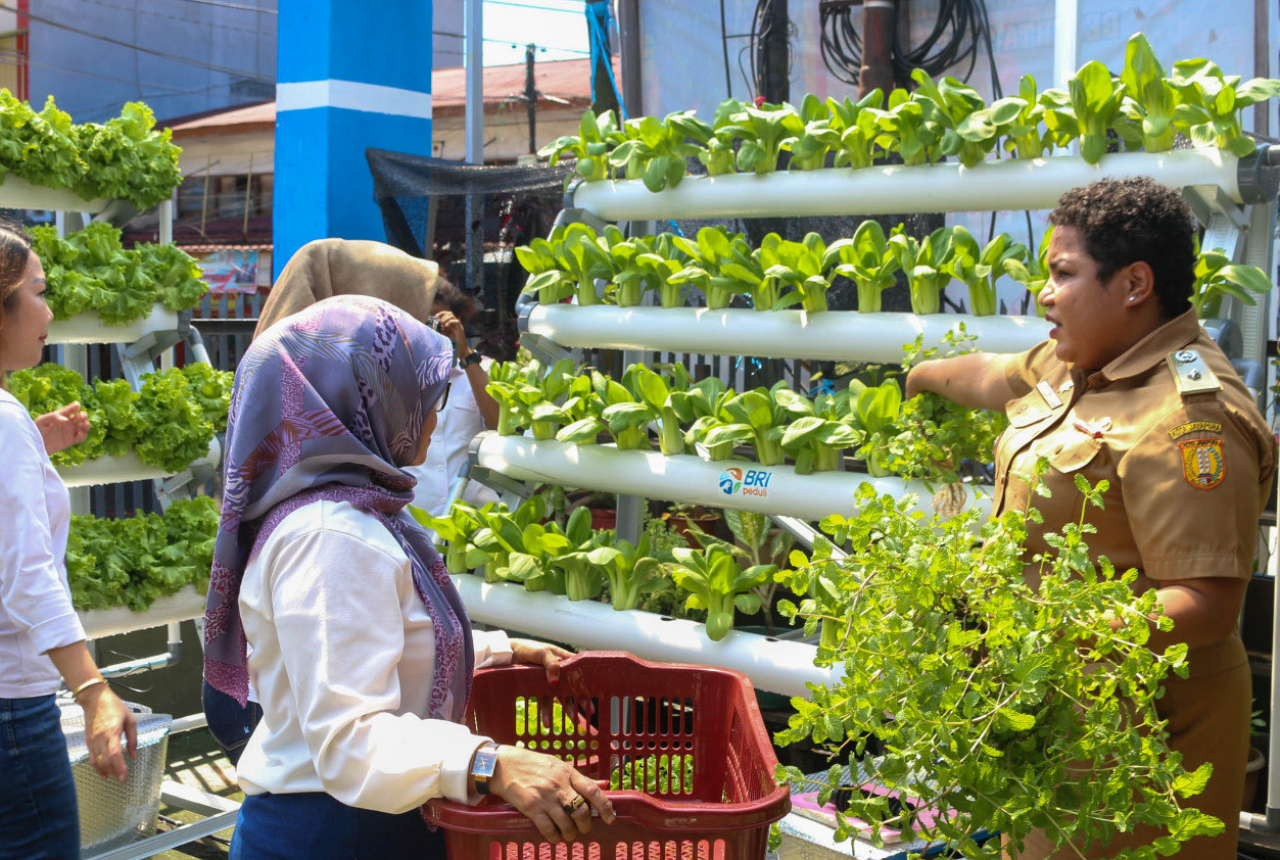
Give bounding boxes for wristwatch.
[469,742,501,795]
[460,351,484,369]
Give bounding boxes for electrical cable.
[0,1,272,83]
[719,0,734,100]
[167,0,275,12]
[819,0,862,87]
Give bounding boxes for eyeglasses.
[435,381,451,413]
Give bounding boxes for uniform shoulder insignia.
[1165,349,1221,395]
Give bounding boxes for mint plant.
[776,477,1217,859]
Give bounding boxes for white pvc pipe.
[47,305,182,346]
[453,575,838,698]
[79,585,205,640]
[0,175,109,214]
[525,305,1051,363]
[474,434,993,521]
[573,149,1240,222]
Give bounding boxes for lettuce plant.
[1002,76,1053,159]
[1114,33,1179,153]
[538,109,620,182]
[776,385,861,474]
[1171,59,1280,157]
[670,226,752,310]
[876,87,946,166]
[1190,248,1273,318]
[889,226,956,315]
[588,533,665,611]
[608,112,709,192]
[758,232,832,312]
[626,363,693,456]
[667,545,774,641]
[823,220,903,313]
[1004,227,1053,317]
[827,90,889,169]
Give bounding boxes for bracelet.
[71,677,107,699]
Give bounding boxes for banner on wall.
[191,248,260,294]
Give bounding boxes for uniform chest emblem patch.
[1179,439,1226,490]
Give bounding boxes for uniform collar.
[1083,309,1201,386]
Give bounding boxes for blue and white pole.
[274,1,435,279]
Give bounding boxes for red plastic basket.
[424,651,791,860]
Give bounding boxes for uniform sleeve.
[0,404,85,653]
[1003,341,1056,399]
[266,527,491,813]
[1121,402,1269,582]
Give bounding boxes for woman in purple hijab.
[204,296,613,859]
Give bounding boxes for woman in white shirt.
[203,296,613,860]
[408,281,500,518]
[0,225,138,860]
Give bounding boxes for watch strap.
[460,351,484,368]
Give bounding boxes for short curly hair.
[1047,176,1196,319]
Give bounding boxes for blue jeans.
[230,791,446,860]
[0,695,80,860]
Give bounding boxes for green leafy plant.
[1004,227,1054,317]
[758,232,832,312]
[697,98,746,176]
[1002,76,1053,159]
[723,509,793,633]
[827,90,889,169]
[776,476,1216,858]
[1114,33,1179,153]
[666,544,774,641]
[539,109,620,183]
[823,220,903,314]
[608,112,710,192]
[670,226,754,311]
[67,495,218,611]
[589,532,665,611]
[910,70,1022,168]
[890,226,956,315]
[0,92,180,209]
[775,385,861,474]
[721,102,805,175]
[876,87,946,166]
[1171,59,1280,157]
[1190,248,1273,318]
[1045,60,1126,164]
[28,222,208,324]
[948,229,1029,317]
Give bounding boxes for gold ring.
[95,754,104,762]
[561,794,586,816]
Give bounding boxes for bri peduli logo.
[718,467,772,497]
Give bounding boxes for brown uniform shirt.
[995,309,1275,677]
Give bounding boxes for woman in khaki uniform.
[907,177,1275,859]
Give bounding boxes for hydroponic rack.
[457,144,1280,837]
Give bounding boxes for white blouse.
[0,389,84,699]
[235,499,511,813]
[408,358,500,519]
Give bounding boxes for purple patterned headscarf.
[202,295,474,722]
